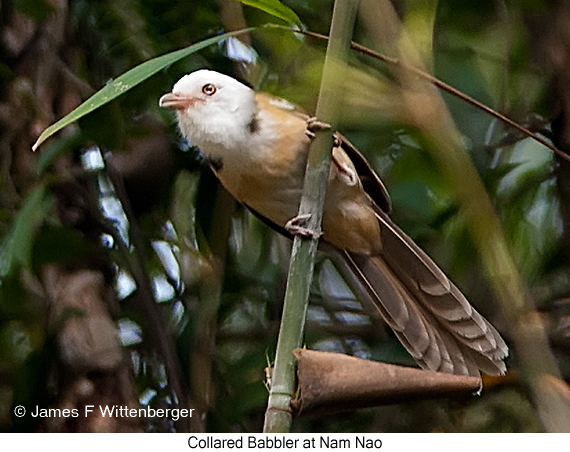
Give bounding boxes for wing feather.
[335,134,508,376]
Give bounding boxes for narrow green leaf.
[32,27,256,151]
[403,0,438,66]
[1,186,53,277]
[238,0,301,26]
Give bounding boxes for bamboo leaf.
[1,186,53,277]
[237,0,301,26]
[32,28,256,151]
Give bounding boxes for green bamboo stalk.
[262,0,359,433]
[426,125,570,432]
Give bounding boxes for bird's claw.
[305,116,331,139]
[285,214,322,239]
[264,366,272,391]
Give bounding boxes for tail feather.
[349,253,431,357]
[341,211,508,376]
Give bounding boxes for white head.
[159,70,257,155]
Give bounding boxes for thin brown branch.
[300,29,570,163]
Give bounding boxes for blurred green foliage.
[0,0,568,433]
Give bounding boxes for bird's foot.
[305,116,331,139]
[285,214,322,239]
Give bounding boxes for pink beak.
[158,92,196,110]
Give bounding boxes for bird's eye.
[202,84,217,96]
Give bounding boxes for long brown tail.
[341,210,508,376]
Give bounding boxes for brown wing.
[334,134,508,375]
[335,132,391,214]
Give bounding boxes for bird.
[159,69,508,376]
